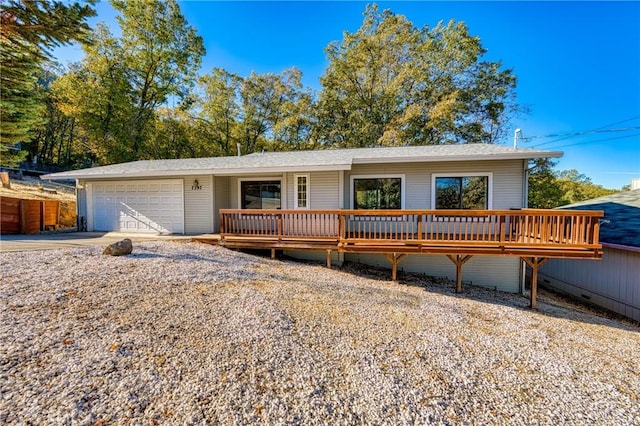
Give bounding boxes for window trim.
[237,176,283,209]
[293,173,310,209]
[431,172,493,210]
[350,174,406,210]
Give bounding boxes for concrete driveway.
[0,232,194,252]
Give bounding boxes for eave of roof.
[41,144,563,180]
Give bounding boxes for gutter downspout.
[520,159,532,295]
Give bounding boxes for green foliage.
[555,169,618,204]
[53,0,205,164]
[0,0,95,165]
[16,2,528,168]
[528,159,619,208]
[527,159,565,208]
[316,5,518,148]
[192,67,313,157]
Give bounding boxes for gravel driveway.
[1,241,638,425]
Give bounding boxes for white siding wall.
[540,247,640,322]
[183,175,213,234]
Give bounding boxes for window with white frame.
[432,173,492,209]
[351,175,404,209]
[294,174,309,209]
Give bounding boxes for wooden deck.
[218,209,604,308]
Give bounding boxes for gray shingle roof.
[560,189,640,249]
[42,144,562,180]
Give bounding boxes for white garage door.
[92,180,184,234]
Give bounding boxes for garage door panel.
[93,179,184,234]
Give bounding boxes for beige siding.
[183,175,213,234]
[214,176,231,232]
[344,253,521,292]
[344,159,525,209]
[76,185,87,223]
[229,177,239,209]
[285,171,341,209]
[283,249,341,265]
[338,159,526,292]
[540,248,640,322]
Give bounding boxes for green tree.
[316,5,518,148]
[527,158,564,208]
[528,160,619,208]
[556,169,618,204]
[239,68,312,154]
[52,24,132,164]
[196,68,243,157]
[111,0,205,160]
[54,0,205,164]
[0,0,95,165]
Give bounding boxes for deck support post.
[384,253,406,282]
[326,250,332,268]
[522,257,549,309]
[446,255,472,293]
[271,248,276,260]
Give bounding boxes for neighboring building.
[43,144,565,294]
[539,190,640,322]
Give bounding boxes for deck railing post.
[499,214,506,246]
[339,213,346,241]
[592,218,600,245]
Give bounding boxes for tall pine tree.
[0,0,95,165]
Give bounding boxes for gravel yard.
[1,241,638,425]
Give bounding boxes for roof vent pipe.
[237,143,241,157]
[513,128,522,148]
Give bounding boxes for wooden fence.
[0,196,61,235]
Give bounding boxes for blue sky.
[55,1,640,189]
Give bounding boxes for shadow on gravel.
[221,249,638,332]
[131,251,222,264]
[287,257,640,332]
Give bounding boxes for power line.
[529,127,640,148]
[526,126,640,141]
[524,115,640,148]
[542,133,640,150]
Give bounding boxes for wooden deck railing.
[218,208,603,309]
[219,209,603,256]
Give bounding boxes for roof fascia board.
[212,164,352,175]
[42,164,352,180]
[351,152,563,164]
[601,242,640,253]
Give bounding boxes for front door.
[241,180,281,209]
